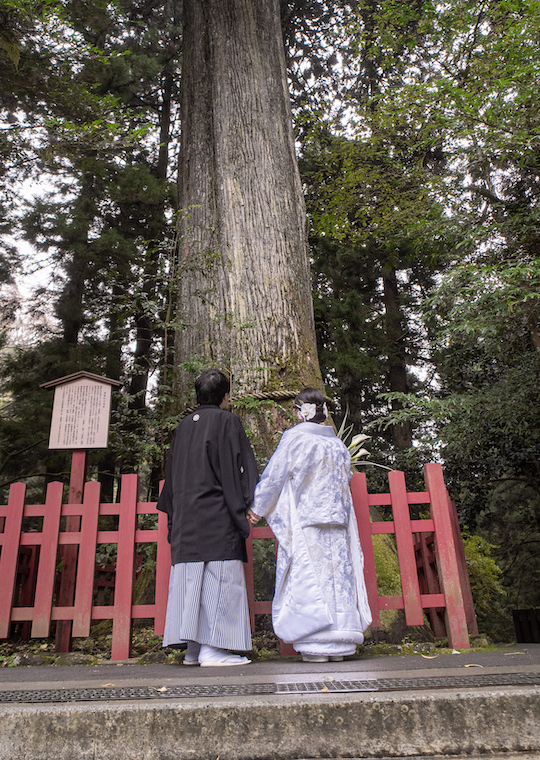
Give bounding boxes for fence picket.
[72,481,101,637]
[154,508,171,636]
[111,474,138,661]
[449,498,479,635]
[350,473,381,627]
[244,533,256,630]
[31,481,63,638]
[0,483,26,637]
[424,463,470,649]
[389,470,424,626]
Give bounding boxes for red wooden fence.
[0,476,170,661]
[0,463,475,659]
[350,464,477,647]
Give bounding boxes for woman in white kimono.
[248,388,372,663]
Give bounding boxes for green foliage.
[252,537,277,602]
[301,120,454,455]
[0,0,181,495]
[332,0,540,624]
[372,535,401,596]
[0,338,114,498]
[233,397,274,414]
[462,534,513,642]
[463,534,504,614]
[365,0,540,258]
[336,408,392,471]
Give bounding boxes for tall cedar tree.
[174,0,323,454]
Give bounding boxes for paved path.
[2,642,539,688]
[0,644,539,759]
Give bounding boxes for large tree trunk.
[175,0,322,426]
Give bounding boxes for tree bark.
[128,53,177,416]
[175,0,322,414]
[56,174,96,346]
[382,266,413,450]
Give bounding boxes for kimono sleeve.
[215,414,259,538]
[252,434,295,519]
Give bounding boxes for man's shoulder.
[221,409,247,435]
[172,406,221,433]
[189,406,244,429]
[170,408,244,451]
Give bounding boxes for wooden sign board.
[48,377,114,450]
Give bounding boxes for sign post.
[42,371,122,652]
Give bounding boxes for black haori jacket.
[157,405,259,564]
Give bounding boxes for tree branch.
[464,184,504,205]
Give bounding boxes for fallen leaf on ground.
[504,651,527,655]
[420,654,438,659]
[320,687,328,692]
[101,683,115,687]
[464,664,483,668]
[150,686,168,692]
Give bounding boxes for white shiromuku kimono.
[253,422,372,657]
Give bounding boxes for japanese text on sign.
[49,380,113,449]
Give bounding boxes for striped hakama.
[163,560,252,651]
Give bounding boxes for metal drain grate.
[0,672,538,704]
[276,672,540,693]
[0,682,277,703]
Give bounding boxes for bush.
[463,533,514,642]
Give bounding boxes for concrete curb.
[1,686,539,759]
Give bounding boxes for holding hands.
[246,508,261,527]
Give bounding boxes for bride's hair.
[294,387,328,424]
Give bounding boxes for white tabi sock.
[198,644,251,666]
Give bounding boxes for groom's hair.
[195,369,230,406]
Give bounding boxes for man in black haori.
[157,369,259,666]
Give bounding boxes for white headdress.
[296,401,329,422]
